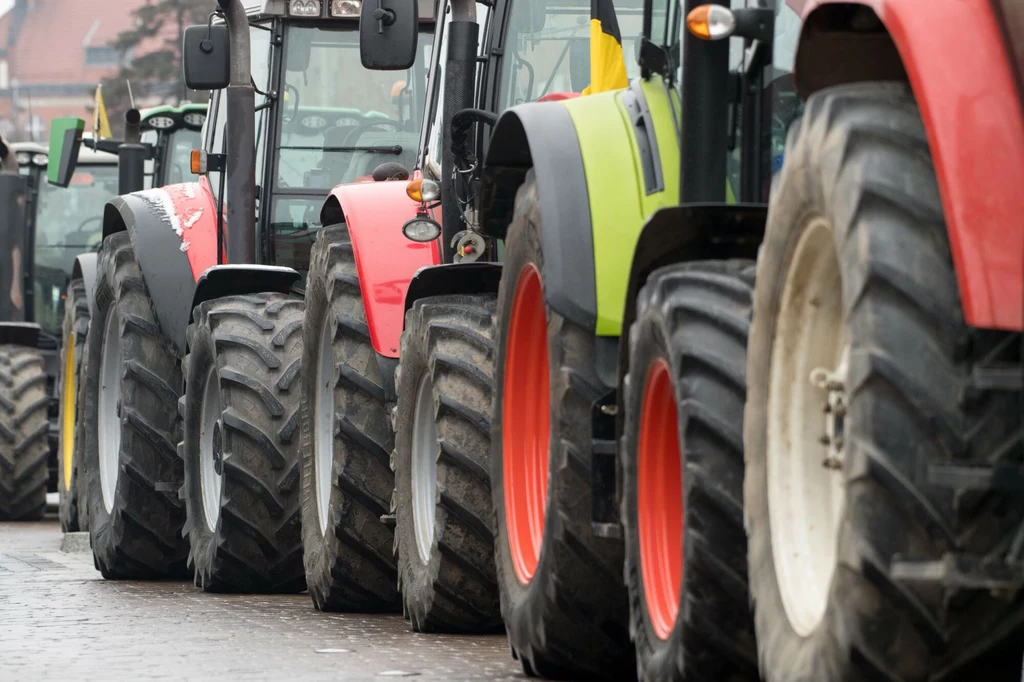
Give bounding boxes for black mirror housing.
[183,24,231,90]
[360,0,418,70]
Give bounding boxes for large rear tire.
[83,232,188,579]
[58,278,89,532]
[621,261,758,682]
[0,345,49,521]
[392,294,502,632]
[745,83,1024,681]
[180,293,306,593]
[300,224,400,611]
[491,170,633,680]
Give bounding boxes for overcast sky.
[0,2,12,18]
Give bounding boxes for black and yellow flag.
[582,0,628,95]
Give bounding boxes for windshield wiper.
[281,145,403,155]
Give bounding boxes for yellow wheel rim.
[61,331,76,491]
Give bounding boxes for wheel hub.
[200,366,224,532]
[766,217,849,637]
[502,263,551,585]
[637,359,684,641]
[314,311,337,536]
[97,307,123,514]
[411,373,438,563]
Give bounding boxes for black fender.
[402,262,503,315]
[481,102,597,331]
[71,252,99,322]
[103,193,198,356]
[613,202,767,433]
[191,264,300,316]
[0,322,40,347]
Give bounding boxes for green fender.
[481,77,679,338]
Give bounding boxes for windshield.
[771,1,804,176]
[277,25,434,191]
[166,128,203,185]
[269,24,434,277]
[33,163,118,333]
[501,0,644,107]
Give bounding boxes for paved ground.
[0,520,524,682]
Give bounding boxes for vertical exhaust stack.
[117,108,146,195]
[220,0,256,266]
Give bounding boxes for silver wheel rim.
[411,373,438,564]
[97,306,122,514]
[314,312,336,536]
[767,217,849,637]
[199,366,223,532]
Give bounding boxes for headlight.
[289,0,321,16]
[147,115,175,130]
[15,152,30,165]
[183,112,206,128]
[32,153,47,166]
[330,0,360,16]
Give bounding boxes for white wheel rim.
[766,217,849,637]
[314,312,336,536]
[97,306,122,514]
[410,373,438,564]
[199,366,224,532]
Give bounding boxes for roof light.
[183,112,206,128]
[148,115,176,130]
[330,0,360,16]
[32,154,47,166]
[289,0,321,16]
[686,5,736,41]
[16,152,30,165]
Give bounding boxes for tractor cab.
[139,103,209,187]
[188,0,436,278]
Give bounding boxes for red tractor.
[728,0,1024,678]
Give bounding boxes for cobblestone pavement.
[0,520,525,682]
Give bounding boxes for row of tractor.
[2,0,1022,680]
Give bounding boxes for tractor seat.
[343,130,419,183]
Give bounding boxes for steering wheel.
[341,120,402,147]
[64,216,103,245]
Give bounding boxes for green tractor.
[0,138,118,522]
[49,103,209,532]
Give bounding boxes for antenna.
[126,79,136,110]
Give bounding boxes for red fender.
[797,0,1024,331]
[150,178,221,282]
[328,179,441,358]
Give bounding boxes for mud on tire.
[392,294,502,633]
[299,224,400,611]
[491,170,633,680]
[83,232,188,579]
[745,82,1024,681]
[0,345,49,521]
[58,278,90,532]
[180,293,306,593]
[621,261,758,682]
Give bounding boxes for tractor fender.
[101,181,220,355]
[481,101,598,331]
[191,265,300,318]
[0,322,40,347]
[403,262,503,315]
[322,180,440,358]
[70,252,98,322]
[795,0,1024,331]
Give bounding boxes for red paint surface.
[151,180,220,282]
[537,92,582,102]
[330,180,441,358]
[801,0,1024,331]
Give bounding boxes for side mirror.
[286,33,312,72]
[48,117,85,188]
[183,24,231,90]
[360,0,418,70]
[512,4,546,34]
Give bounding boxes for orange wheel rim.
[503,263,550,584]
[638,359,684,640]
